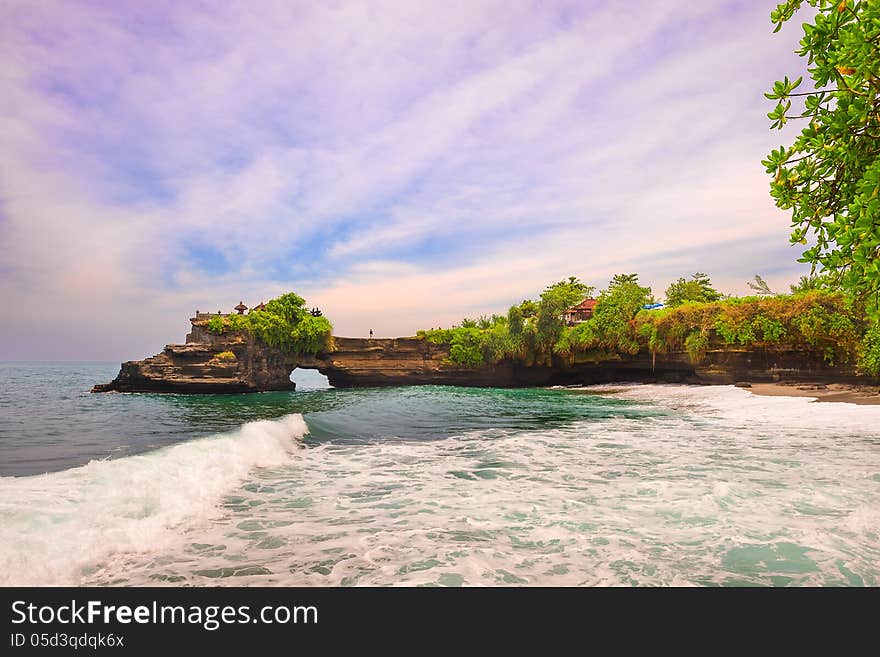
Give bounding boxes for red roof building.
[564,298,597,325]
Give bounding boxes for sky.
[0,0,817,360]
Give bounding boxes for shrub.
[857,323,880,376]
[684,332,709,362]
[418,325,518,367]
[417,279,870,369]
[203,293,333,355]
[636,290,864,365]
[507,305,524,336]
[665,272,721,307]
[206,316,225,333]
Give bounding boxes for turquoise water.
[0,363,338,476]
[1,362,879,586]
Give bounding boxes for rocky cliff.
[92,330,530,393]
[93,317,870,393]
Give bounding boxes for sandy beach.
[746,382,880,405]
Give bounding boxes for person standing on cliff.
[369,329,373,339]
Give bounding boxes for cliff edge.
[92,314,871,393]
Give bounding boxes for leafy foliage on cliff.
[631,291,864,367]
[858,322,880,375]
[559,274,651,356]
[205,293,333,355]
[420,318,520,367]
[418,274,879,375]
[417,277,592,367]
[764,1,880,307]
[534,277,595,356]
[665,273,722,307]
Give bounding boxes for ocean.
[1,362,878,586]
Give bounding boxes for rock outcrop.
[91,341,295,394]
[93,316,870,393]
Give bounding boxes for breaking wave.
[0,414,308,585]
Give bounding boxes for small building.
[234,301,248,315]
[564,298,598,325]
[252,301,266,312]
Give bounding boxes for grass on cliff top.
[205,293,334,356]
[417,275,880,375]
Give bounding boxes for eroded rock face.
[92,338,297,394]
[301,337,517,387]
[691,347,858,384]
[93,318,870,394]
[92,332,532,393]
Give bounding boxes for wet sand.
[746,382,880,405]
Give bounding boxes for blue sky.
[0,1,815,359]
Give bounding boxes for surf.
[0,413,308,585]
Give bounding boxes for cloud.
[0,0,814,358]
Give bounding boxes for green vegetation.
[214,350,237,361]
[746,274,776,297]
[764,1,880,307]
[417,273,879,375]
[858,322,880,375]
[420,317,519,367]
[204,292,333,355]
[535,277,594,359]
[665,272,722,307]
[418,277,592,367]
[789,272,835,293]
[633,290,863,367]
[560,274,651,356]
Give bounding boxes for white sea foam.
[0,414,308,585]
[5,385,880,586]
[85,385,880,587]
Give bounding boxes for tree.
[589,274,652,354]
[535,277,594,354]
[518,299,539,318]
[790,272,834,293]
[664,272,722,306]
[607,273,640,288]
[208,292,333,354]
[747,275,776,297]
[763,1,880,308]
[507,305,524,336]
[601,274,652,315]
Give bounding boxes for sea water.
[1,362,878,586]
